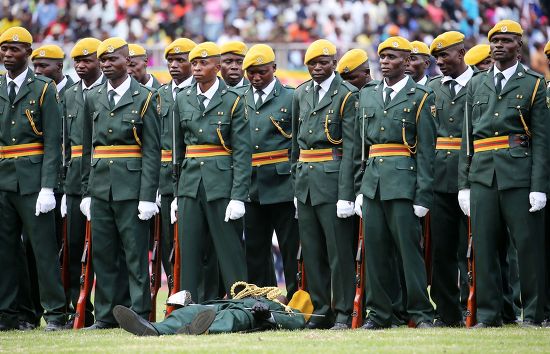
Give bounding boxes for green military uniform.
[546,83,550,324]
[173,78,250,302]
[458,63,549,324]
[244,78,299,298]
[0,69,67,328]
[149,75,162,90]
[354,76,436,327]
[291,72,357,326]
[81,77,160,324]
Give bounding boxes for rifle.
[296,245,306,290]
[73,220,93,329]
[465,217,476,327]
[351,220,365,328]
[423,213,432,286]
[149,214,162,321]
[59,107,70,299]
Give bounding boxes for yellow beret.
[464,44,491,66]
[336,49,368,74]
[243,44,275,70]
[189,42,221,62]
[220,41,248,56]
[128,44,147,57]
[545,41,550,56]
[31,45,64,60]
[0,26,32,45]
[304,39,336,65]
[430,31,465,54]
[378,36,412,55]
[70,38,101,58]
[411,41,430,56]
[164,38,196,58]
[488,20,523,40]
[97,37,128,58]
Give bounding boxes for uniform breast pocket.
[66,109,78,134]
[472,94,489,123]
[507,96,529,121]
[393,110,416,143]
[122,113,143,140]
[269,113,292,137]
[360,107,375,138]
[179,110,195,129]
[322,113,341,143]
[22,103,42,136]
[160,106,170,134]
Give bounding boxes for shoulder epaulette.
[67,79,80,90]
[342,80,358,92]
[296,79,312,90]
[33,74,52,84]
[524,68,544,79]
[282,84,295,90]
[414,84,432,93]
[428,75,442,84]
[225,86,244,97]
[364,80,379,87]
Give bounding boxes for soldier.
[428,31,476,327]
[465,44,493,71]
[0,27,67,331]
[169,42,251,302]
[157,37,196,290]
[353,36,436,329]
[337,49,371,89]
[220,41,249,88]
[544,40,550,328]
[127,44,161,89]
[291,39,357,329]
[406,41,431,85]
[241,44,299,298]
[80,37,161,329]
[458,20,549,328]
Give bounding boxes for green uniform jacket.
[458,65,549,192]
[81,77,161,202]
[354,77,436,208]
[247,78,294,204]
[55,75,74,193]
[173,79,251,201]
[0,70,61,194]
[157,82,177,196]
[63,76,107,196]
[291,73,358,205]
[150,75,162,90]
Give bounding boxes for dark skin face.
[405,54,430,82]
[379,49,409,86]
[490,33,522,71]
[0,42,32,78]
[191,56,221,92]
[166,52,192,85]
[341,62,371,89]
[306,55,336,84]
[99,47,130,88]
[433,45,467,78]
[74,54,102,86]
[220,53,244,86]
[546,53,550,69]
[246,63,276,91]
[32,58,63,83]
[475,57,494,71]
[127,55,150,85]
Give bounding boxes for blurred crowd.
[0,0,549,75]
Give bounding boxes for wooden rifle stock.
[296,245,306,290]
[465,217,476,327]
[351,220,365,328]
[165,221,180,316]
[149,214,162,321]
[423,213,432,286]
[74,220,93,329]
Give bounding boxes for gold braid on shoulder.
[230,281,292,313]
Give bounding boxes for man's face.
[127,56,148,82]
[99,50,129,81]
[306,55,336,84]
[166,53,192,84]
[246,63,275,91]
[0,42,31,73]
[32,58,60,80]
[191,57,220,84]
[341,63,371,89]
[476,57,494,71]
[405,54,429,81]
[546,54,550,68]
[490,33,521,64]
[433,46,463,77]
[379,49,408,80]
[74,54,101,81]
[220,53,244,86]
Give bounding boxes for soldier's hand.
[458,189,470,216]
[170,198,178,224]
[354,194,363,218]
[60,194,67,218]
[336,200,355,218]
[251,301,270,321]
[529,192,547,212]
[224,200,245,222]
[413,205,429,218]
[35,188,56,216]
[138,201,159,221]
[80,197,91,221]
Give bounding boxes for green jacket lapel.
[12,70,34,105]
[0,75,9,103]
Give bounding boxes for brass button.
[12,138,15,142]
[110,113,114,116]
[200,161,204,166]
[108,129,113,133]
[11,105,15,109]
[310,148,314,150]
[494,131,499,136]
[328,119,331,123]
[449,135,454,138]
[109,160,113,164]
[383,110,387,114]
[11,121,15,125]
[498,96,502,100]
[218,121,221,124]
[451,101,455,105]
[256,111,259,115]
[494,113,499,117]
[447,151,451,155]
[308,130,313,134]
[131,119,135,123]
[449,117,454,122]
[313,112,316,115]
[380,127,385,131]
[255,145,259,150]
[198,129,203,133]
[255,128,259,131]
[309,165,313,169]
[379,158,384,163]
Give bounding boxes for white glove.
[155,190,162,207]
[529,192,547,212]
[35,188,56,216]
[224,200,245,222]
[336,200,355,218]
[138,201,159,221]
[60,194,67,218]
[413,205,429,218]
[170,198,178,224]
[80,197,91,221]
[354,194,363,217]
[458,189,470,216]
[294,197,298,219]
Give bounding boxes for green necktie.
[449,80,457,97]
[384,87,393,107]
[108,90,116,109]
[313,84,321,106]
[495,72,505,94]
[8,81,16,103]
[198,94,207,111]
[255,89,265,110]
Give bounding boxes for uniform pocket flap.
[323,160,340,173]
[275,161,291,175]
[216,158,233,170]
[126,160,142,171]
[122,113,142,124]
[395,158,416,171]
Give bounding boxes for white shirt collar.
[144,75,154,88]
[254,78,276,102]
[6,67,29,93]
[82,73,104,91]
[235,77,245,87]
[172,76,193,95]
[441,66,474,93]
[494,61,519,88]
[56,76,68,93]
[383,74,409,97]
[197,78,220,108]
[107,75,132,104]
[416,76,428,86]
[313,72,335,102]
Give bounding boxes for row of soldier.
[0,18,549,333]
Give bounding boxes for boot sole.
[113,305,158,336]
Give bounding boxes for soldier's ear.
[331,59,337,69]
[25,45,32,57]
[272,63,277,72]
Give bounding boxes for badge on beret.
[129,49,135,56]
[201,50,208,58]
[501,26,508,32]
[431,105,436,118]
[107,45,114,53]
[547,97,550,109]
[392,41,399,48]
[256,56,264,64]
[412,48,418,53]
[12,34,19,41]
[39,50,45,57]
[174,47,181,53]
[83,49,89,55]
[437,42,443,49]
[343,66,350,73]
[323,47,329,55]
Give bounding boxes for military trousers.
[160,194,174,290]
[297,199,354,325]
[244,201,299,299]
[471,181,545,324]
[90,197,151,324]
[0,191,66,327]
[545,208,550,321]
[363,193,433,327]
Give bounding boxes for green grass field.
[1,289,549,353]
